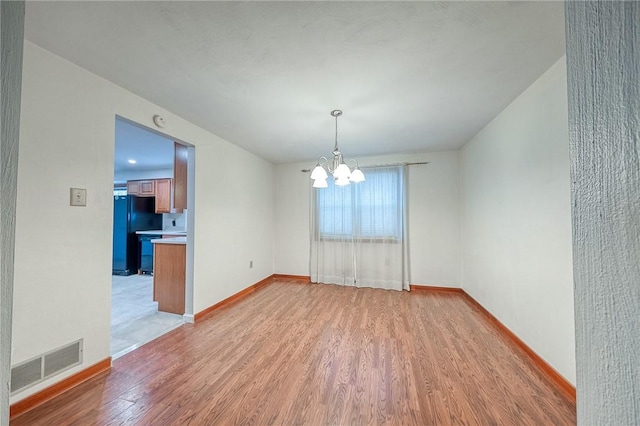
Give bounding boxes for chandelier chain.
[334,112,339,152]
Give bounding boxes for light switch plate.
[70,188,87,206]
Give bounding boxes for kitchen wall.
[11,41,275,403]
[460,57,575,384]
[163,211,186,231]
[274,151,461,288]
[113,168,173,184]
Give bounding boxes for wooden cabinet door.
[155,178,172,213]
[127,180,155,196]
[173,142,188,212]
[153,243,186,314]
[139,180,155,196]
[127,180,140,195]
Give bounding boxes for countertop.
[151,237,187,245]
[135,230,186,236]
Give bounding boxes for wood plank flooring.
[11,278,576,425]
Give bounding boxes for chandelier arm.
[317,156,334,173]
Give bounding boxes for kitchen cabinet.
[127,178,174,213]
[126,180,139,195]
[154,178,172,213]
[137,234,155,274]
[127,179,155,197]
[126,143,187,213]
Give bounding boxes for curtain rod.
[361,161,430,169]
[300,161,429,173]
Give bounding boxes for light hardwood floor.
[12,278,576,425]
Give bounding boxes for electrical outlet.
[70,188,87,206]
[249,260,253,268]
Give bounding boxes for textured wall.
[565,2,640,424]
[1,2,25,423]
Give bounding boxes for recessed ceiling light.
[128,159,137,164]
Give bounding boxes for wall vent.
[11,339,83,395]
[10,359,41,393]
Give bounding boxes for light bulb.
[335,177,350,186]
[349,168,365,182]
[313,178,328,188]
[310,165,328,180]
[333,163,351,179]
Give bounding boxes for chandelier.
[310,110,365,188]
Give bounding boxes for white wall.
[275,151,461,287]
[191,138,275,312]
[460,57,575,384]
[11,41,275,402]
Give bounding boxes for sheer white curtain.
[310,165,410,291]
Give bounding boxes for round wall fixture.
[153,114,167,128]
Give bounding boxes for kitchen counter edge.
[135,230,186,236]
[151,237,187,245]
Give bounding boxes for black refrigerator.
[112,195,163,275]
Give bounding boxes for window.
[113,186,127,197]
[315,166,403,241]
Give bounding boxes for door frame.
[113,115,196,322]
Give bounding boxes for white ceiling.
[114,117,175,173]
[25,1,566,165]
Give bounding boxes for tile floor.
[111,274,184,359]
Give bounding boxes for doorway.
[111,116,193,358]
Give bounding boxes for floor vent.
[11,339,83,394]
